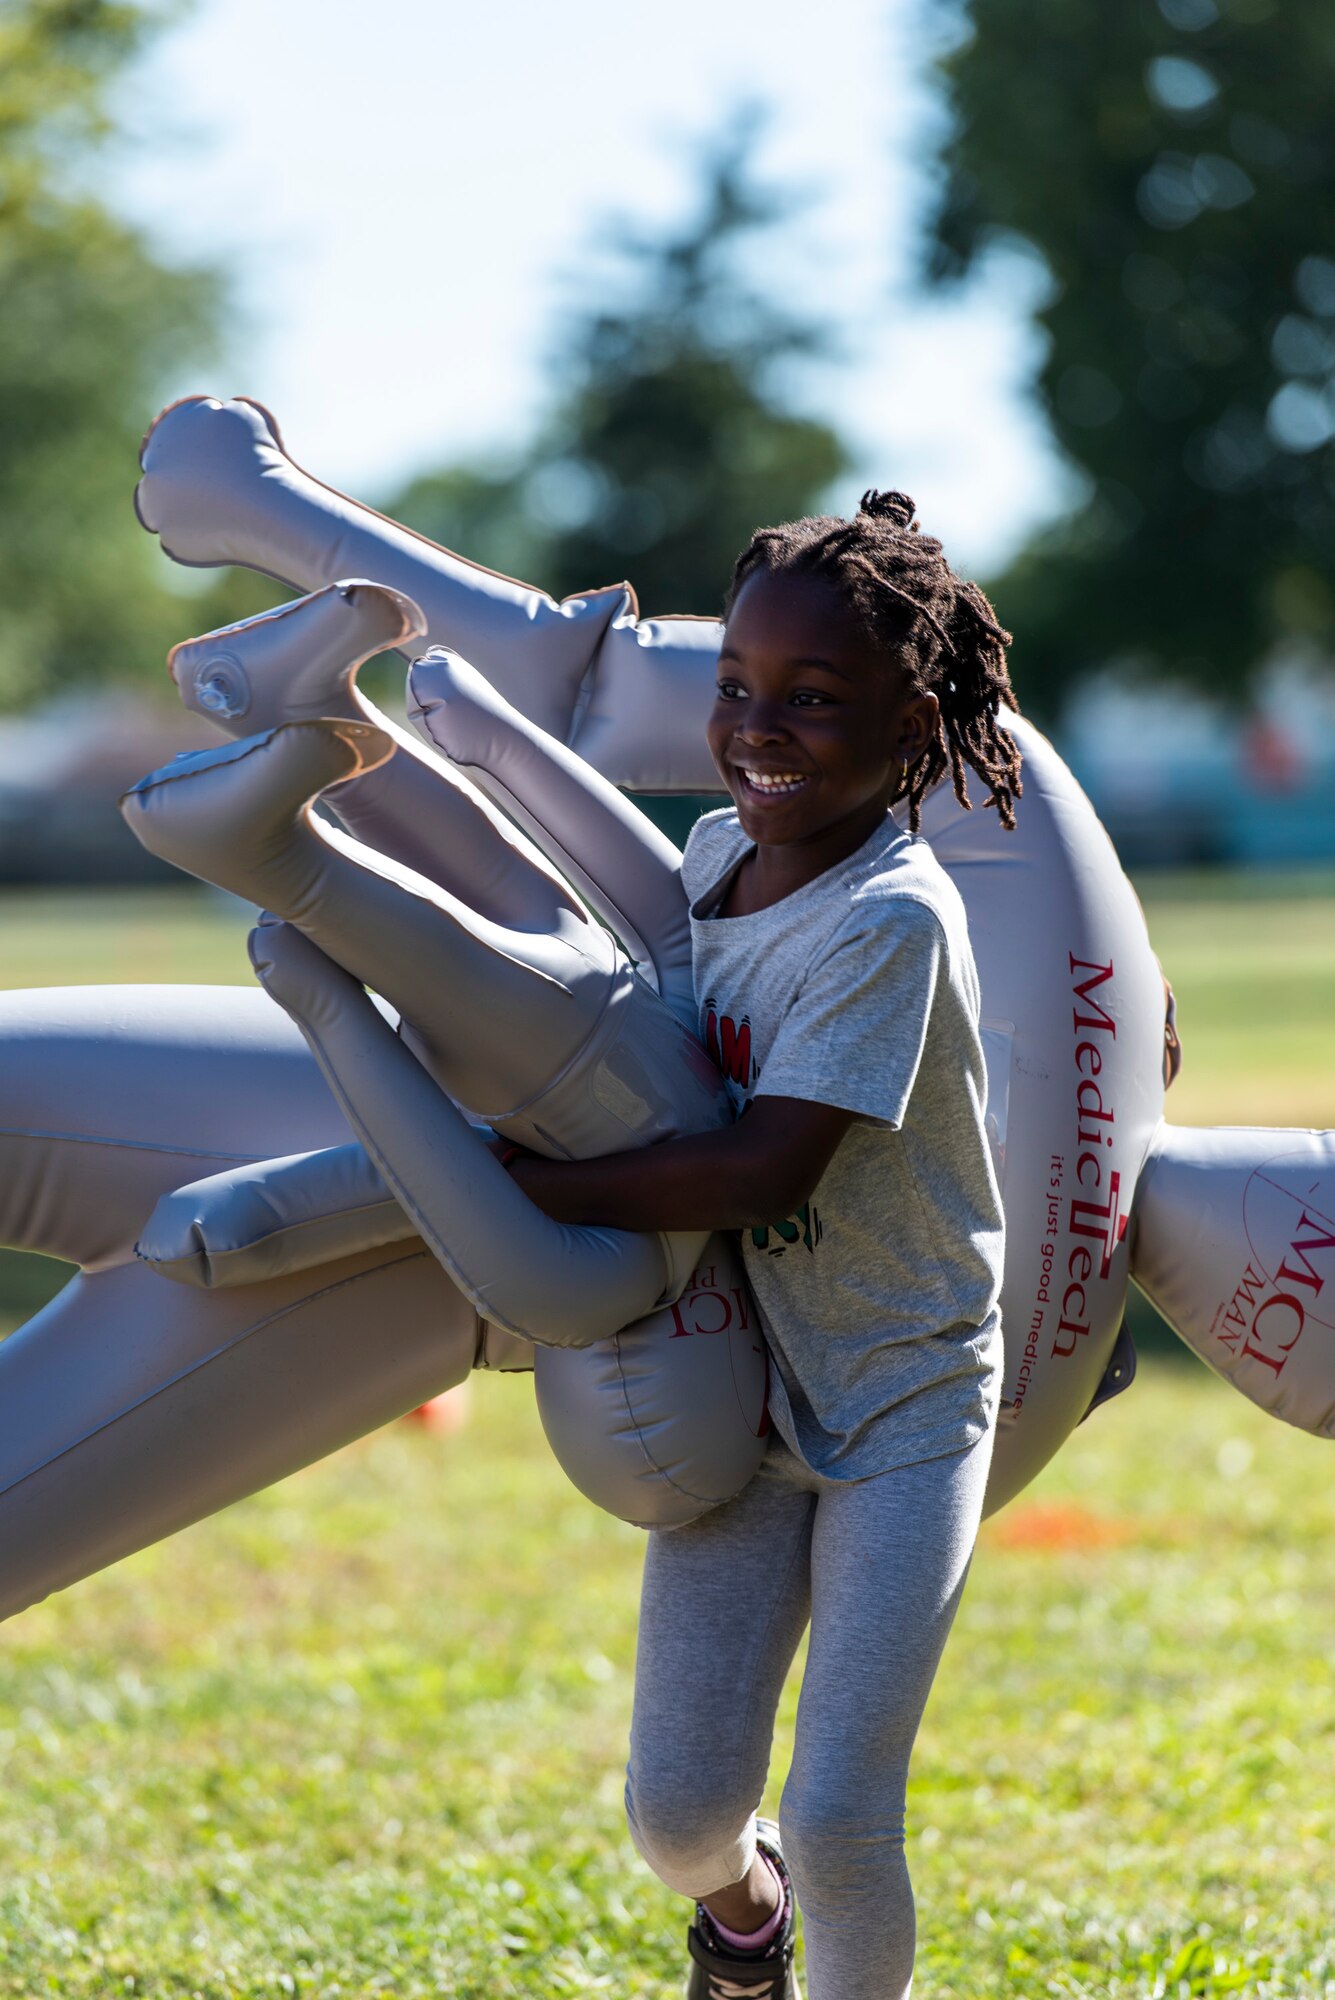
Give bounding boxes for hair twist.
[723,495,1022,832]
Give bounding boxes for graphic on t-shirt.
[751,1202,824,1258]
[703,994,822,1255]
[703,999,757,1088]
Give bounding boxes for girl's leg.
[168,580,584,934]
[136,395,722,788]
[780,1438,993,2000]
[624,1439,815,1896]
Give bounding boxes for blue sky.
[109,0,1067,577]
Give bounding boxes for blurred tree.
[0,0,221,708]
[387,118,849,621]
[928,0,1335,717]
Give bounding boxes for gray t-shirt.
[682,807,1004,1479]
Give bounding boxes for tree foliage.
[928,0,1335,715]
[0,0,221,707]
[387,122,849,621]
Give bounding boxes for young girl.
[507,488,1022,2000]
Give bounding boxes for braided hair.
[722,490,1022,833]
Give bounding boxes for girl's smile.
[734,769,808,799]
[708,569,939,902]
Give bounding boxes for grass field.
[1,877,1332,1998]
[1136,868,1335,1129]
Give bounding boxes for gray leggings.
[625,1428,993,2000]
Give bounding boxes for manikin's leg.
[247,919,681,1343]
[249,920,764,1520]
[167,582,694,1016]
[122,720,730,1157]
[122,720,617,1132]
[169,579,585,935]
[0,1243,471,1625]
[100,937,763,1527]
[136,395,723,788]
[0,983,480,1622]
[132,604,724,1330]
[409,648,694,1027]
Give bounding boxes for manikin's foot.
[121,719,393,905]
[136,395,308,572]
[168,580,426,736]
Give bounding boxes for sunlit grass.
[0,1369,1330,1997]
[1137,868,1335,1128]
[0,886,253,992]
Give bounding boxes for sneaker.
[686,1819,802,1999]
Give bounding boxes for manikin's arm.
[509,1096,855,1234]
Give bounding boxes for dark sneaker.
[686,1819,801,1999]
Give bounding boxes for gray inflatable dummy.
[2,389,1327,1629]
[125,589,1143,1514]
[119,577,770,1463]
[0,598,771,1622]
[133,396,1335,1474]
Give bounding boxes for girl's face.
[708,568,938,870]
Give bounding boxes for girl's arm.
[508,1096,854,1233]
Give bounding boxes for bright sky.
[109,0,1068,578]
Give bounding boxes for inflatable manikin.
[2,396,1332,1622]
[0,582,778,1622]
[129,400,1335,1442]
[132,398,1335,1424]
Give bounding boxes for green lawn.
[0,1367,1330,1998]
[1137,868,1335,1129]
[1,876,1332,1997]
[0,886,255,993]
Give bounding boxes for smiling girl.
[509,489,1022,2000]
